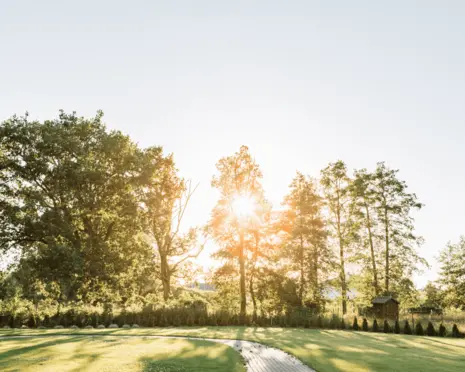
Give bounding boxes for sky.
[1,1,465,288]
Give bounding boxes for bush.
[394,320,400,334]
[452,324,461,338]
[372,319,379,332]
[362,318,368,331]
[317,316,323,328]
[383,320,390,333]
[97,324,105,329]
[122,324,131,329]
[340,318,346,330]
[352,316,359,331]
[426,321,436,336]
[85,325,93,329]
[132,324,140,328]
[403,320,412,335]
[415,322,424,336]
[438,323,447,337]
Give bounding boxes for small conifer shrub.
[352,316,359,331]
[372,319,379,332]
[426,321,436,336]
[452,324,461,338]
[438,323,447,337]
[340,318,346,330]
[403,320,412,335]
[394,320,400,334]
[415,322,424,336]
[362,318,368,331]
[383,320,390,333]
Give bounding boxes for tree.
[438,237,465,309]
[423,282,443,309]
[280,172,327,308]
[320,161,357,315]
[209,145,266,320]
[352,169,381,296]
[0,111,159,305]
[372,162,424,293]
[144,156,204,301]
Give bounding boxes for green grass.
[2,327,465,371]
[0,335,245,372]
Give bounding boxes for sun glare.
[231,195,256,219]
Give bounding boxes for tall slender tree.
[352,169,380,296]
[209,146,265,320]
[280,172,327,307]
[321,161,357,314]
[144,157,204,301]
[372,162,424,293]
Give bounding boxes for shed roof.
[372,296,399,304]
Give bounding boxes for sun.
[231,195,256,219]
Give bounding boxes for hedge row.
[1,309,464,338]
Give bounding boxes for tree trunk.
[160,253,171,301]
[249,233,259,320]
[384,204,390,293]
[239,229,247,320]
[336,194,347,315]
[364,203,379,295]
[299,233,305,306]
[249,276,257,320]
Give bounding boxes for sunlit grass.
[0,335,245,372]
[3,327,464,372]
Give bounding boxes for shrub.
[317,316,323,328]
[415,322,424,336]
[426,322,436,336]
[54,325,64,329]
[122,324,131,329]
[362,318,368,331]
[340,318,346,330]
[85,325,93,329]
[132,324,140,328]
[70,325,79,330]
[352,316,359,331]
[38,325,46,329]
[394,320,400,334]
[97,324,105,329]
[372,319,379,332]
[438,323,447,337]
[383,320,390,333]
[452,324,461,338]
[403,320,412,335]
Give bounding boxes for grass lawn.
[2,327,465,371]
[0,335,245,372]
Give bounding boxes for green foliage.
[372,319,379,332]
[340,318,346,330]
[362,318,369,331]
[415,322,424,336]
[439,237,465,310]
[394,320,401,334]
[352,316,359,330]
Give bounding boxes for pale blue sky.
[2,1,465,287]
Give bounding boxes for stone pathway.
[0,334,315,372]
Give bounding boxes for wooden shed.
[371,296,399,319]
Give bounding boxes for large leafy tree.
[372,162,425,293]
[438,237,465,309]
[0,111,160,305]
[209,145,266,319]
[279,172,327,308]
[320,161,357,315]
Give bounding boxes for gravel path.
[0,334,315,372]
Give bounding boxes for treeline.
[0,112,464,328]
